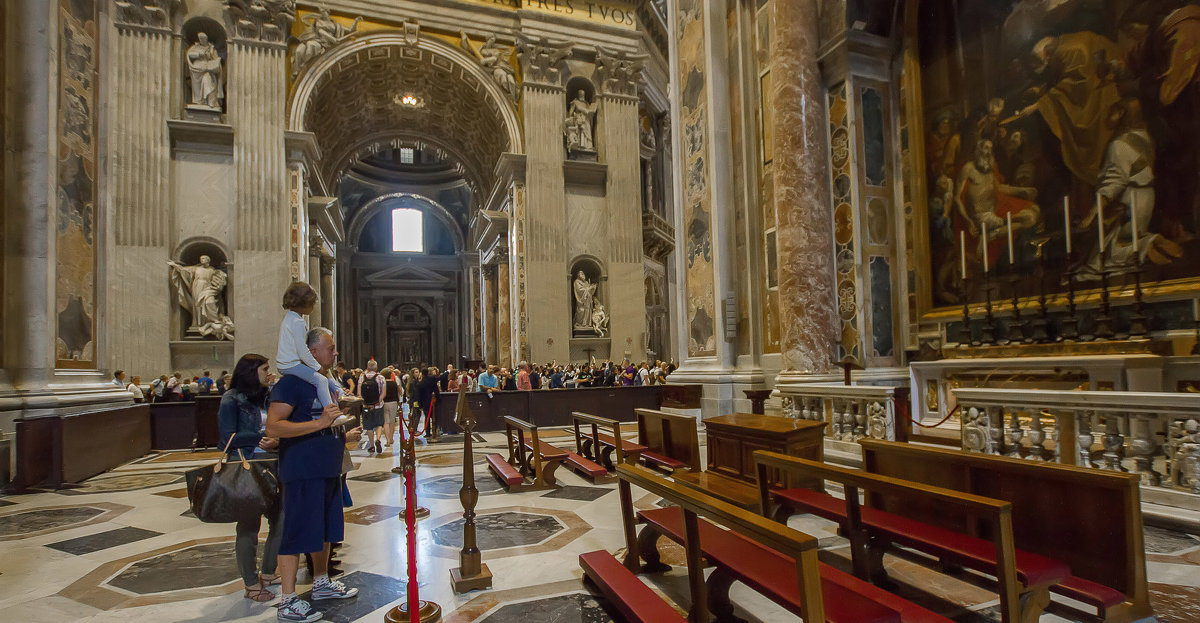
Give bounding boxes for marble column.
[596,50,648,363]
[496,260,512,367]
[771,0,837,375]
[226,1,294,362]
[2,0,128,426]
[107,0,176,379]
[481,264,498,364]
[307,237,324,328]
[517,37,571,364]
[319,251,336,334]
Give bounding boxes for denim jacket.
[217,388,268,456]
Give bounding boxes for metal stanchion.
[449,384,492,592]
[384,416,438,623]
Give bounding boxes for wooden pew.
[857,440,1153,623]
[634,408,701,474]
[756,451,1067,623]
[484,415,567,492]
[571,411,647,474]
[617,463,955,623]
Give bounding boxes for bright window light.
[400,147,415,164]
[391,208,423,253]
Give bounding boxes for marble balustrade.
[778,383,903,442]
[952,388,1200,498]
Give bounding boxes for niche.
[181,17,227,117]
[569,257,606,337]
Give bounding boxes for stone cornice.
[224,0,295,44]
[113,0,178,29]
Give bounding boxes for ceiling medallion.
[393,93,426,109]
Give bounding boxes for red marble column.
[771,0,838,373]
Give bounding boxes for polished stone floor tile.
[298,571,404,623]
[153,488,190,498]
[46,526,162,555]
[343,504,403,526]
[1144,525,1200,554]
[478,591,616,623]
[432,511,563,550]
[540,485,613,502]
[107,542,245,594]
[54,472,183,495]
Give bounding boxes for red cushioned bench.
[756,451,1066,623]
[858,439,1154,623]
[485,453,523,488]
[571,411,646,474]
[639,449,689,472]
[638,506,954,623]
[579,550,685,623]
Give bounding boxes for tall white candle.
[960,230,967,279]
[1007,212,1015,263]
[1096,191,1105,255]
[1130,194,1139,250]
[981,220,989,273]
[1063,196,1071,254]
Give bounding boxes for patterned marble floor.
[1,431,1198,623]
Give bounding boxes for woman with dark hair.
[217,353,283,603]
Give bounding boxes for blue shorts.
[279,477,344,555]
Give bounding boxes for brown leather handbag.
[185,435,280,523]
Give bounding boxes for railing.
[952,388,1200,495]
[777,384,906,442]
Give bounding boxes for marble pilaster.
[596,51,648,363]
[517,38,571,364]
[496,260,512,367]
[771,0,837,375]
[226,2,293,362]
[106,0,177,379]
[318,249,336,333]
[481,264,498,364]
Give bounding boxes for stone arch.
[347,192,466,254]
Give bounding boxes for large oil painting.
[921,0,1200,306]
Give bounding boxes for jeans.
[280,364,341,408]
[235,505,282,586]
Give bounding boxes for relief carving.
[223,0,295,43]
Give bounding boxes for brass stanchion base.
[398,507,430,520]
[450,563,493,593]
[385,600,441,623]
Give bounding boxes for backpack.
[360,373,381,404]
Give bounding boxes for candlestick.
[960,230,967,280]
[1131,194,1139,252]
[981,220,989,273]
[1096,191,1105,254]
[1006,212,1015,264]
[1063,196,1072,254]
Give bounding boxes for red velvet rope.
[911,404,960,428]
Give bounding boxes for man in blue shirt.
[266,327,362,622]
[477,364,499,394]
[198,370,214,394]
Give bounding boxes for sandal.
[244,584,275,602]
[260,574,282,586]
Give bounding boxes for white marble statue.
[479,35,519,103]
[591,302,610,337]
[186,33,223,109]
[564,90,597,154]
[292,9,361,78]
[573,270,598,330]
[168,255,234,340]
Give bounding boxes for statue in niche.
[475,34,519,104]
[591,302,610,337]
[292,8,362,78]
[187,32,223,110]
[564,90,597,157]
[168,255,235,340]
[573,270,598,333]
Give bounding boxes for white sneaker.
[277,596,322,622]
[311,578,358,601]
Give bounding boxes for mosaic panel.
[828,83,860,362]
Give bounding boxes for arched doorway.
[287,31,522,367]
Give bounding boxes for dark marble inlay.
[298,571,404,623]
[107,542,242,594]
[541,486,612,502]
[348,471,399,483]
[0,506,104,538]
[46,526,162,555]
[481,591,616,623]
[56,473,183,495]
[1144,525,1200,554]
[421,473,503,499]
[432,511,563,550]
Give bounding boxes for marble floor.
[2,431,1199,623]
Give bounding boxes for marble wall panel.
[828,83,860,362]
[230,250,289,367]
[109,247,171,380]
[676,0,716,357]
[172,152,234,251]
[54,0,99,368]
[565,187,607,261]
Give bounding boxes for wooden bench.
[858,439,1153,623]
[485,416,567,492]
[579,550,686,623]
[571,411,647,472]
[634,408,701,474]
[757,451,1067,623]
[615,464,954,623]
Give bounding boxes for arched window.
[391,207,424,253]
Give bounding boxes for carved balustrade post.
[1101,414,1127,472]
[853,400,867,440]
[1129,414,1162,487]
[1005,408,1025,458]
[1027,410,1047,462]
